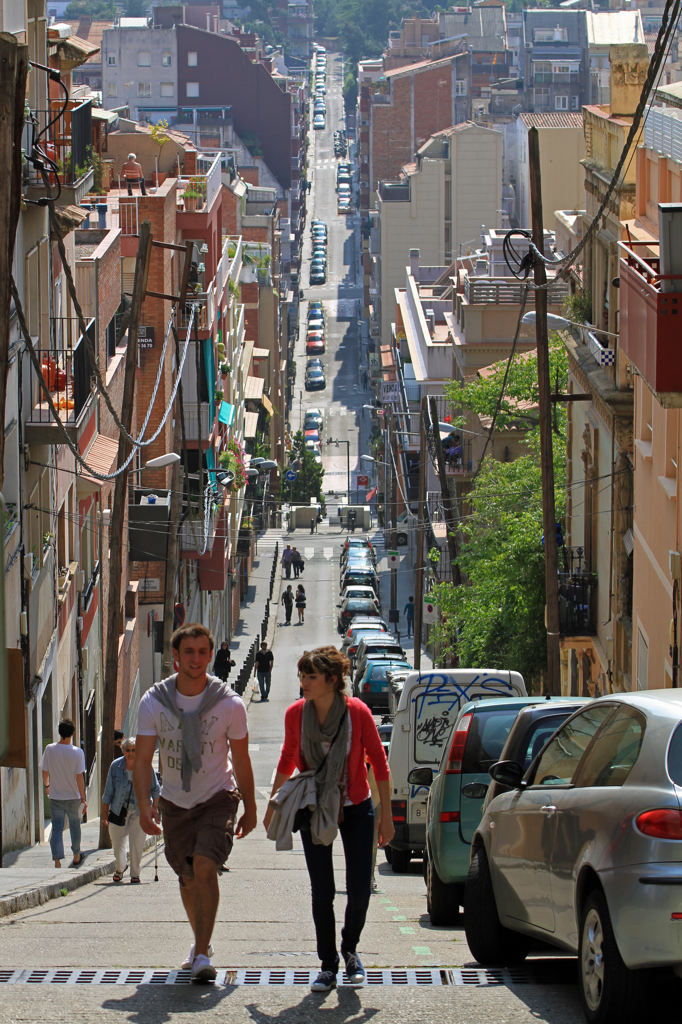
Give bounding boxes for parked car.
[304,408,323,431]
[355,659,412,712]
[378,722,392,757]
[464,690,682,1023]
[339,584,380,607]
[309,267,326,285]
[343,627,392,660]
[308,300,324,315]
[304,428,320,443]
[341,537,375,564]
[387,670,526,873]
[337,598,381,633]
[305,365,326,389]
[418,697,586,925]
[313,114,325,129]
[306,338,325,356]
[307,319,325,334]
[354,637,406,678]
[339,569,380,595]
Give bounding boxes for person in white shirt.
[134,623,256,983]
[40,719,87,868]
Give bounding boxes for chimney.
[207,13,211,30]
[608,43,649,118]
[213,15,219,32]
[409,247,420,279]
[425,309,435,336]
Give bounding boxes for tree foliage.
[64,0,115,18]
[432,340,567,691]
[286,430,326,511]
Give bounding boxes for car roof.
[457,696,587,717]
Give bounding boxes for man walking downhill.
[281,585,294,626]
[404,596,415,638]
[254,642,274,702]
[135,623,257,983]
[40,719,87,868]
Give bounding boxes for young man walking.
[281,545,293,579]
[281,585,294,625]
[254,642,274,702]
[404,596,415,638]
[135,624,256,982]
[40,719,87,868]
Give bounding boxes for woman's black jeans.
[300,797,375,973]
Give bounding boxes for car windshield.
[369,662,409,681]
[461,710,518,774]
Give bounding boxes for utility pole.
[388,415,398,628]
[0,35,28,492]
[413,397,428,670]
[528,127,561,696]
[161,395,183,678]
[99,223,152,849]
[429,396,461,587]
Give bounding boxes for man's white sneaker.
[191,954,217,983]
[181,942,214,970]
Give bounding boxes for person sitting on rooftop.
[122,152,146,196]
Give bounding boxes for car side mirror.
[488,760,524,789]
[407,767,433,787]
[461,782,489,799]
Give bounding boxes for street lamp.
[521,310,620,339]
[130,452,181,475]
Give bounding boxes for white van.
[386,669,526,868]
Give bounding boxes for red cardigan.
[277,697,390,805]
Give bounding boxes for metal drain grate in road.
[0,967,575,987]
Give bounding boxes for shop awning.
[244,375,265,401]
[244,411,259,438]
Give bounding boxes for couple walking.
[134,625,392,989]
[281,584,306,624]
[281,545,305,579]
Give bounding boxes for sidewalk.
[0,818,158,919]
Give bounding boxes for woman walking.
[264,646,393,991]
[102,738,160,883]
[295,585,306,624]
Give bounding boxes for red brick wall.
[240,168,259,186]
[221,184,239,236]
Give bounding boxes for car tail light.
[445,714,473,774]
[439,811,460,823]
[363,682,371,693]
[391,799,406,823]
[349,646,357,656]
[636,809,682,839]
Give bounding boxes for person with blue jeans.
[102,738,160,883]
[264,646,394,992]
[254,642,274,702]
[404,596,415,638]
[40,719,87,868]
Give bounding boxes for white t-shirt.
[39,742,86,802]
[137,685,248,809]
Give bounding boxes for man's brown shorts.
[159,789,241,879]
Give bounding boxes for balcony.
[25,319,95,444]
[619,241,682,404]
[24,100,95,206]
[443,437,474,475]
[464,275,569,305]
[177,153,222,214]
[179,491,219,557]
[559,547,597,637]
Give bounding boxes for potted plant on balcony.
[150,119,171,187]
[190,176,207,210]
[220,362,231,378]
[214,387,224,406]
[183,184,200,212]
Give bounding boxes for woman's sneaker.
[343,951,366,985]
[191,955,217,983]
[310,970,337,992]
[181,942,214,970]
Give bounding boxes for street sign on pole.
[285,469,298,482]
[423,595,438,624]
[357,474,370,487]
[387,550,399,564]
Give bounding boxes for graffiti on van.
[412,673,519,763]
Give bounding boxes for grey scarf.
[148,674,234,793]
[301,693,349,846]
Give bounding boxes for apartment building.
[505,112,585,230]
[373,122,503,346]
[359,51,472,206]
[585,10,645,104]
[522,9,590,115]
[618,104,682,690]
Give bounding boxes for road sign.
[423,595,438,624]
[285,469,298,482]
[388,550,399,564]
[381,381,400,403]
[357,474,370,487]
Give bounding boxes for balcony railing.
[443,437,474,474]
[559,547,597,636]
[619,240,682,395]
[179,299,209,330]
[464,275,569,305]
[23,100,94,202]
[110,197,139,236]
[27,319,95,435]
[178,152,222,213]
[183,402,212,439]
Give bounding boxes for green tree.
[65,0,115,17]
[286,431,326,511]
[343,69,358,114]
[431,339,568,691]
[123,0,148,15]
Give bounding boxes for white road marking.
[249,745,260,752]
[324,548,333,560]
[304,548,315,559]
[270,767,278,783]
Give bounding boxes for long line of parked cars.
[309,219,327,287]
[313,50,326,128]
[379,664,682,1023]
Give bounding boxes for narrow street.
[1,51,674,1024]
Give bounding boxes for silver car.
[465,690,682,1024]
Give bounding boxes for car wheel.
[384,846,393,865]
[578,890,647,1024]
[464,845,530,966]
[391,848,411,874]
[427,850,463,925]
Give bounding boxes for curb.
[0,834,159,920]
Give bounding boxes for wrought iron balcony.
[23,100,95,205]
[558,546,597,636]
[25,318,95,444]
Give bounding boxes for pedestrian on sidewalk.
[134,623,257,983]
[404,596,415,638]
[282,545,293,579]
[114,730,125,760]
[40,719,87,869]
[264,647,394,993]
[295,585,306,624]
[292,548,304,579]
[102,738,160,883]
[255,642,274,702]
[213,641,236,682]
[281,585,294,625]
